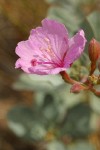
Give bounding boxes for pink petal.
[15,58,31,73]
[28,66,66,75]
[15,41,33,60]
[64,30,87,67]
[42,18,68,37]
[30,19,69,62]
[41,19,69,61]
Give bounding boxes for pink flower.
[15,18,86,75]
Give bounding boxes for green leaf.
[46,140,66,150]
[60,103,92,138]
[12,73,64,92]
[67,141,95,150]
[90,92,100,114]
[7,105,48,141]
[87,11,100,41]
[80,18,94,43]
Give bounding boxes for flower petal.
[30,19,69,63]
[42,18,68,37]
[15,58,31,73]
[64,30,87,67]
[28,66,66,75]
[15,40,34,60]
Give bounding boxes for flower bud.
[88,38,100,62]
[70,83,86,93]
[88,75,98,85]
[89,62,96,75]
[98,58,100,72]
[88,39,100,75]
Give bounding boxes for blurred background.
[0,0,100,150]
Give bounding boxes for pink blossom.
[15,18,87,75]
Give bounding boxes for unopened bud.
[88,39,100,75]
[88,38,100,62]
[88,75,98,85]
[70,83,86,93]
[98,58,100,72]
[90,62,96,75]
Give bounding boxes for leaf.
[35,93,60,126]
[60,103,92,138]
[8,121,27,137]
[87,11,100,41]
[80,18,94,43]
[12,73,64,92]
[46,140,66,150]
[67,141,95,150]
[7,92,61,140]
[90,92,100,114]
[53,85,86,123]
[7,105,47,141]
[46,139,95,150]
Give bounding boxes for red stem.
[60,71,76,84]
[60,71,100,97]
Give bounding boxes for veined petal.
[15,40,34,60]
[42,18,68,37]
[28,66,67,75]
[15,58,31,73]
[30,20,69,63]
[64,30,87,67]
